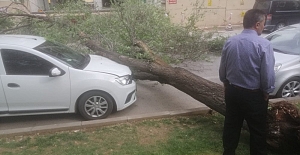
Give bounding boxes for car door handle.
[7,83,20,88]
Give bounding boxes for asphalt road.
[0,28,270,132]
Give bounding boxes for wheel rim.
[277,23,285,30]
[281,81,300,97]
[84,96,108,118]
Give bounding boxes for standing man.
[219,9,275,155]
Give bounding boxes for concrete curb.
[0,107,211,137]
[269,96,300,104]
[2,97,296,137]
[200,24,243,31]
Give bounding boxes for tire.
[78,91,114,120]
[276,77,300,98]
[275,22,286,31]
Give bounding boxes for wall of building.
[0,1,13,12]
[165,0,255,27]
[0,0,31,13]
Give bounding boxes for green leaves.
[3,0,226,63]
[0,18,14,30]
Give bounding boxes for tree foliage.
[0,0,226,63]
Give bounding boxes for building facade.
[165,0,254,27]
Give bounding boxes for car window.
[266,27,300,55]
[1,49,55,75]
[34,41,90,69]
[253,1,271,13]
[272,1,300,12]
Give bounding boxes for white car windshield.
[34,41,90,69]
[266,26,300,55]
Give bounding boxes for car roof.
[0,35,46,49]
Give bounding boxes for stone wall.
[0,0,30,13]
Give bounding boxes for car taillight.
[267,14,272,20]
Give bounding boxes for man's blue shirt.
[219,29,275,93]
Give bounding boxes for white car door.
[0,48,71,113]
[0,77,8,114]
[0,53,8,114]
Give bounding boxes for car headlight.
[274,63,282,73]
[115,75,132,85]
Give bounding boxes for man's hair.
[243,9,266,29]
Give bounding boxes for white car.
[0,35,136,120]
[265,24,300,98]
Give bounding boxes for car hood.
[83,55,131,76]
[274,52,299,64]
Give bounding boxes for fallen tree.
[85,37,300,154]
[1,0,299,153]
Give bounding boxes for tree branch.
[134,40,169,66]
[2,13,53,22]
[133,72,168,83]
[0,24,31,34]
[6,2,31,13]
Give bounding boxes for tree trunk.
[85,40,226,114]
[85,40,300,153]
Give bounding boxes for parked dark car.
[253,0,300,32]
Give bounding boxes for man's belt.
[230,84,261,92]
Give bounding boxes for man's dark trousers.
[223,84,268,155]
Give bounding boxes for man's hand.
[263,93,269,102]
[223,80,229,88]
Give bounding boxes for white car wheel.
[78,91,114,120]
[275,22,286,31]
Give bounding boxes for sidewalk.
[0,107,211,137]
[3,95,299,137]
[200,24,243,32]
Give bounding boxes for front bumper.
[113,80,137,111]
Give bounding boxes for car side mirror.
[49,67,65,77]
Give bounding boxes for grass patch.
[0,114,288,155]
